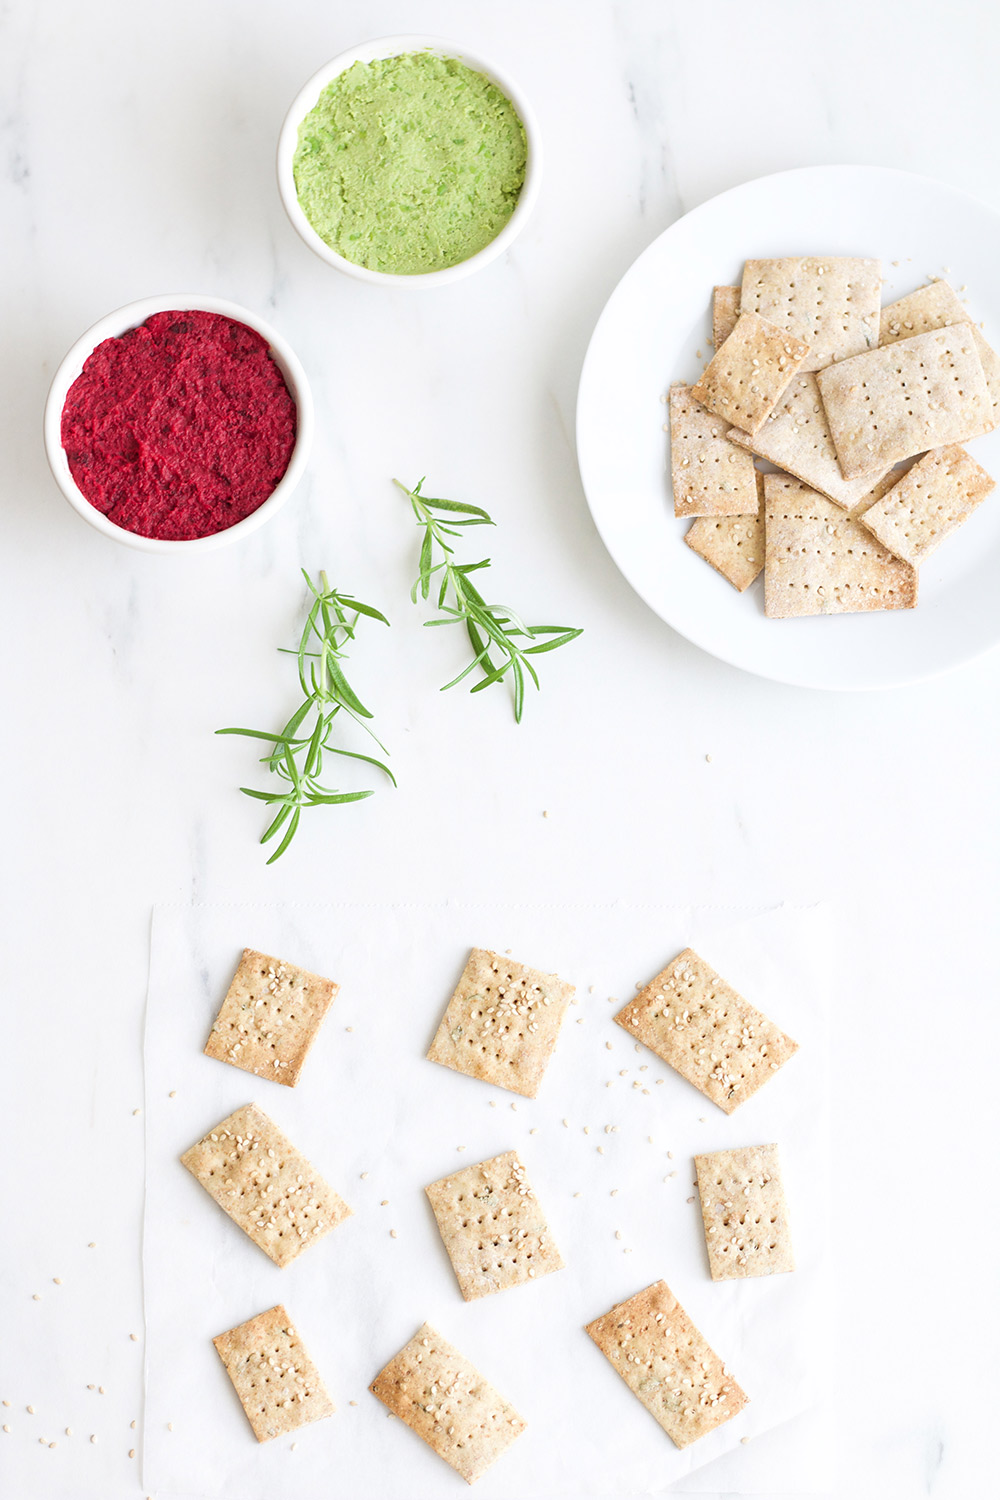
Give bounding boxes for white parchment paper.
[143,902,831,1498]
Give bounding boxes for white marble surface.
[1,1,998,1497]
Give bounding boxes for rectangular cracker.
[879,279,968,346]
[425,1149,564,1301]
[691,312,810,436]
[695,1143,794,1281]
[181,1103,351,1267]
[763,472,917,618]
[614,948,798,1113]
[816,325,991,478]
[880,281,1000,432]
[370,1323,526,1484]
[712,285,741,350]
[427,947,574,1099]
[669,384,759,517]
[741,256,881,370]
[684,470,764,591]
[727,372,891,509]
[204,948,337,1087]
[858,444,996,566]
[213,1304,334,1442]
[585,1280,748,1448]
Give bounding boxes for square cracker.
[669,384,759,517]
[858,444,996,566]
[741,257,881,370]
[816,325,991,478]
[584,1280,748,1449]
[425,1149,564,1301]
[695,1143,794,1281]
[727,372,890,509]
[712,285,741,350]
[204,948,337,1087]
[879,281,1000,432]
[685,471,764,591]
[181,1102,351,1267]
[879,279,968,346]
[427,948,574,1099]
[614,948,797,1113]
[213,1304,334,1443]
[763,472,917,618]
[370,1323,526,1484]
[691,313,810,436]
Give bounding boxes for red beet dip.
[61,310,297,541]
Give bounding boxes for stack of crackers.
[671,261,998,616]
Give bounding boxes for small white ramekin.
[43,294,313,553]
[277,34,542,287]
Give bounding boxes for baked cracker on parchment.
[427,947,574,1099]
[585,1280,748,1449]
[685,470,765,591]
[669,384,759,517]
[740,256,881,370]
[370,1323,526,1484]
[727,372,890,509]
[712,285,741,349]
[858,444,996,566]
[816,325,991,478]
[212,1304,334,1443]
[695,1142,794,1281]
[690,312,810,436]
[426,1149,564,1301]
[763,473,917,618]
[181,1102,352,1267]
[613,948,798,1113]
[204,948,337,1087]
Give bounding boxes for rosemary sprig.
[395,478,582,723]
[217,570,393,863]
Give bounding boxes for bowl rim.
[276,33,542,287]
[43,293,314,553]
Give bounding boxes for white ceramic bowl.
[43,294,313,553]
[277,35,541,287]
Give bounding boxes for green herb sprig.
[217,571,393,863]
[395,478,582,722]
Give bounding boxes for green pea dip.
[292,51,528,275]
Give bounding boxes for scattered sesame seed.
[87,1386,95,1391]
[133,1109,141,1117]
[456,1145,466,1152]
[510,1103,517,1111]
[32,1293,41,1301]
[88,1243,96,1249]
[705,753,712,763]
[360,1172,368,1180]
[741,1435,750,1445]
[98,1388,105,1396]
[2,1425,9,1434]
[542,810,549,818]
[605,1041,613,1051]
[26,1406,34,1414]
[130,1333,138,1342]
[167,1422,173,1432]
[505,949,511,955]
[529,1127,538,1135]
[686,1196,696,1204]
[380,1199,388,1207]
[588,985,595,994]
[65,1427,71,1436]
[562,1118,569,1128]
[698,1117,706,1123]
[130,1420,136,1430]
[129,1448,136,1459]
[597,1146,605,1155]
[290,1441,297,1451]
[610,1188,618,1197]
[390,1229,398,1239]
[667,1151,674,1159]
[349,1400,358,1407]
[573,1192,581,1198]
[345,1026,353,1033]
[168,1090,177,1098]
[90,1434,97,1444]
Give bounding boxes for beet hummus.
[61,310,297,541]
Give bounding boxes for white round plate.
[576,165,1000,690]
